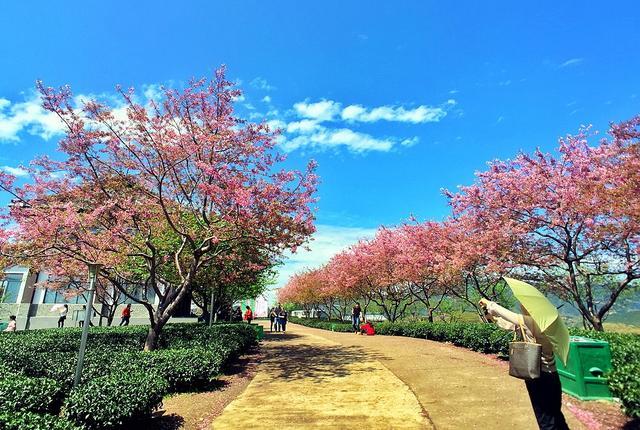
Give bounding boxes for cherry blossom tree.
[446,118,640,330]
[0,67,317,349]
[394,222,453,322]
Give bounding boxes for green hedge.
[0,375,64,414]
[288,317,354,332]
[0,322,258,428]
[0,411,81,430]
[64,371,168,430]
[290,316,640,418]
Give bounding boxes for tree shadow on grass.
[128,412,184,430]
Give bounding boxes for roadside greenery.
[0,323,258,429]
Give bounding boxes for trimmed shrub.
[288,317,352,332]
[64,371,168,429]
[608,362,640,418]
[0,322,258,428]
[0,375,64,414]
[0,410,81,430]
[145,346,231,392]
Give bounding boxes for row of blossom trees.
[280,117,640,330]
[0,67,318,349]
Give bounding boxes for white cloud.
[559,58,584,68]
[1,165,28,177]
[293,99,341,121]
[340,102,453,124]
[281,126,418,153]
[294,99,453,125]
[270,97,455,153]
[261,95,271,103]
[272,224,377,292]
[286,119,322,134]
[341,104,367,121]
[342,105,447,124]
[266,119,287,131]
[232,94,246,102]
[142,84,164,103]
[0,95,66,142]
[250,77,275,91]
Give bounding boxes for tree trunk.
[589,315,604,331]
[144,315,169,351]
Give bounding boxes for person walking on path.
[57,304,68,328]
[279,309,288,332]
[351,302,362,334]
[78,305,95,327]
[274,304,283,332]
[119,304,131,326]
[269,308,277,331]
[479,298,569,430]
[4,315,16,332]
[244,305,253,324]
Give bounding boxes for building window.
[0,273,23,303]
[43,288,88,304]
[122,284,156,304]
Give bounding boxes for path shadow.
[262,331,304,341]
[128,412,184,430]
[224,346,261,377]
[261,342,381,382]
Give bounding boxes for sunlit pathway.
[282,323,587,430]
[211,322,431,429]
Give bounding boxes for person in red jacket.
[119,304,131,326]
[244,306,253,324]
[359,320,375,336]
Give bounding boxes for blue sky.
[1,1,639,292]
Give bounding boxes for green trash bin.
[0,322,7,331]
[557,336,613,400]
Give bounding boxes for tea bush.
[0,410,81,430]
[63,371,168,429]
[0,322,258,428]
[0,375,64,414]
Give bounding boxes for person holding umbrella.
[479,277,570,430]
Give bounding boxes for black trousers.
[525,371,569,430]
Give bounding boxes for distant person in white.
[4,315,16,332]
[58,304,69,328]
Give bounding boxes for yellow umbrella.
[503,277,570,365]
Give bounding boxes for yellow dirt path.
[211,324,431,429]
[213,322,588,430]
[290,323,587,430]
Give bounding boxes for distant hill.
[606,310,640,326]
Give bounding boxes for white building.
[0,266,196,330]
